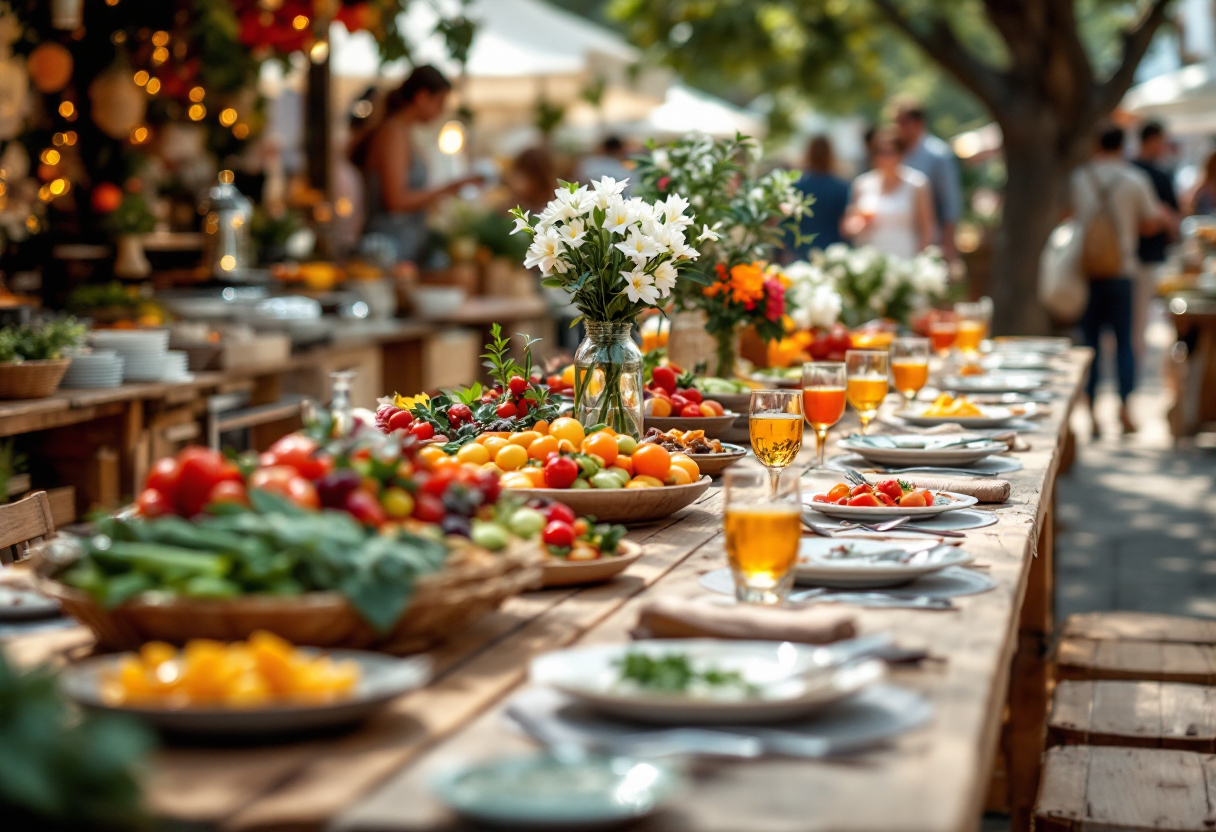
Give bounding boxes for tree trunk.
[988,137,1073,337]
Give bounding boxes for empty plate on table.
[982,353,1060,372]
[837,435,1009,466]
[530,640,885,725]
[794,538,974,588]
[828,453,1023,477]
[59,650,430,736]
[804,489,978,519]
[939,373,1047,394]
[894,405,1020,429]
[991,336,1072,355]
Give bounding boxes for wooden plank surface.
[1060,611,1216,644]
[1057,638,1216,684]
[1048,680,1216,751]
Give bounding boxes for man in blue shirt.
[893,97,962,263]
[785,135,850,260]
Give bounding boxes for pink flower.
[657,176,670,192]
[763,278,786,321]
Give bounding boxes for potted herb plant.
[103,192,156,279]
[0,317,86,399]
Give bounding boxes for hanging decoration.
[49,0,82,31]
[88,58,146,140]
[26,42,72,93]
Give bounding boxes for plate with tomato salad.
[805,479,978,519]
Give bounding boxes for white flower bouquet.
[807,244,948,327]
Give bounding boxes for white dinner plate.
[893,406,1020,428]
[794,538,975,588]
[60,650,430,736]
[828,453,1023,477]
[803,489,978,519]
[940,373,1047,394]
[836,435,1008,466]
[530,640,885,725]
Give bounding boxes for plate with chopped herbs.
[528,640,885,724]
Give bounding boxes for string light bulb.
[188,104,206,121]
[130,126,149,143]
[64,131,77,145]
[58,101,75,118]
[145,77,161,94]
[309,40,329,63]
[152,46,169,64]
[188,86,205,102]
[40,149,60,165]
[134,70,149,86]
[49,178,67,196]
[232,123,249,139]
[151,30,169,46]
[292,14,309,29]
[219,108,237,127]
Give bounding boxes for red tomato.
[145,457,181,498]
[835,497,849,505]
[700,400,725,416]
[875,479,904,501]
[542,520,576,548]
[249,466,320,508]
[344,489,385,526]
[496,401,518,418]
[651,366,677,394]
[678,387,702,404]
[410,422,435,441]
[412,492,447,523]
[847,493,880,507]
[547,502,577,525]
[544,455,580,489]
[670,394,690,411]
[387,409,414,431]
[207,479,248,507]
[919,490,934,505]
[422,466,457,497]
[679,403,703,418]
[285,477,319,509]
[849,483,873,497]
[874,492,896,507]
[267,434,330,480]
[135,488,172,517]
[508,376,529,396]
[811,494,829,503]
[176,447,233,516]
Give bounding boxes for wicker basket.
[38,540,543,655]
[0,358,72,399]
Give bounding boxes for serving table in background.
[4,347,1093,832]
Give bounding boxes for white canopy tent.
[1122,60,1216,134]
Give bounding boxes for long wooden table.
[4,348,1092,832]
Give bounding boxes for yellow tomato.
[582,432,619,465]
[455,443,490,465]
[483,436,510,457]
[508,430,542,448]
[417,445,447,470]
[665,466,693,486]
[670,453,700,481]
[548,417,585,447]
[476,431,510,444]
[626,475,664,488]
[531,419,549,435]
[561,364,576,385]
[556,438,577,454]
[500,472,534,489]
[481,462,503,476]
[524,467,547,487]
[431,454,460,471]
[631,444,671,481]
[494,443,528,471]
[528,435,560,461]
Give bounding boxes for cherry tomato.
[145,457,181,497]
[678,387,702,404]
[410,422,435,441]
[344,489,386,526]
[547,502,577,525]
[874,479,904,502]
[898,491,927,508]
[542,520,576,548]
[835,497,849,505]
[508,376,529,396]
[412,492,447,523]
[826,483,851,502]
[670,394,690,411]
[496,401,518,419]
[447,404,474,425]
[680,403,703,418]
[176,447,234,516]
[135,488,172,518]
[874,492,896,506]
[544,455,580,489]
[651,365,677,394]
[207,479,248,507]
[249,465,297,492]
[388,409,414,432]
[847,493,880,507]
[811,494,829,503]
[849,483,873,497]
[267,434,330,480]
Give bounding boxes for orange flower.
[766,336,808,369]
[703,261,768,309]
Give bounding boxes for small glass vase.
[713,325,739,379]
[573,321,644,438]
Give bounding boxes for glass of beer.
[801,362,847,470]
[723,463,802,605]
[845,350,889,434]
[749,389,803,495]
[928,316,958,357]
[954,301,990,354]
[890,337,930,408]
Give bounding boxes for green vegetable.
[471,519,511,551]
[0,317,86,363]
[616,651,756,694]
[507,507,547,539]
[694,377,750,395]
[614,435,639,455]
[570,478,591,489]
[591,472,624,489]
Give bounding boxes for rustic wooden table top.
[2,348,1092,832]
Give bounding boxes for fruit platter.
[639,428,748,476]
[805,479,978,519]
[642,359,737,437]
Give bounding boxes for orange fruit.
[508,431,542,448]
[670,453,700,481]
[631,444,671,481]
[613,454,633,476]
[648,397,673,418]
[531,419,549,435]
[524,467,547,487]
[527,435,560,461]
[665,466,692,486]
[626,475,664,488]
[477,432,510,444]
[548,417,585,446]
[582,432,619,466]
[417,445,448,470]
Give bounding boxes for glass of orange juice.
[801,362,846,470]
[928,316,958,357]
[954,301,990,354]
[723,463,802,605]
[749,389,803,496]
[890,337,930,409]
[845,350,889,434]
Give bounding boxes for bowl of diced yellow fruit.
[896,393,1020,428]
[57,630,431,737]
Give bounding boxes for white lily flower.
[652,148,670,170]
[523,228,565,276]
[603,196,636,236]
[620,266,660,305]
[660,193,692,228]
[557,218,587,249]
[615,228,659,265]
[653,260,678,297]
[590,176,628,210]
[696,223,721,243]
[509,212,531,235]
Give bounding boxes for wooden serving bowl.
[510,476,712,524]
[540,540,644,588]
[685,444,749,477]
[643,412,738,438]
[37,540,543,655]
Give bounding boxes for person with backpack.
[1070,123,1166,437]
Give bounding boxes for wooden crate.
[1049,680,1216,752]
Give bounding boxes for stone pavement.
[1055,309,1216,622]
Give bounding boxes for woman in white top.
[841,125,936,258]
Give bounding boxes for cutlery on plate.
[793,592,955,610]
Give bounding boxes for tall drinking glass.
[748,389,803,495]
[723,463,802,605]
[890,337,930,408]
[845,350,889,434]
[928,316,958,357]
[801,362,846,469]
[954,301,990,355]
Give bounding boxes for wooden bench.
[0,490,55,564]
[1056,612,1216,684]
[1035,745,1216,831]
[1048,680,1216,752]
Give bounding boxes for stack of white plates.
[60,350,125,388]
[90,330,170,382]
[161,351,191,382]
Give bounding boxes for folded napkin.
[862,473,1010,503]
[633,595,856,644]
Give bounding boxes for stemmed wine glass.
[801,362,846,470]
[748,390,803,495]
[845,350,889,434]
[890,337,930,409]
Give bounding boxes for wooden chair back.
[0,491,56,564]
